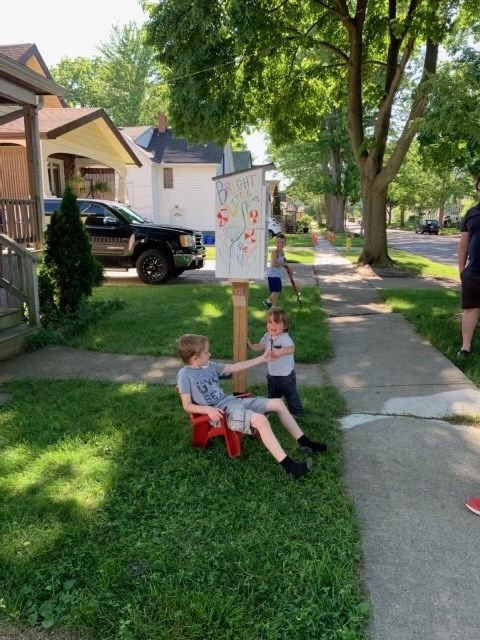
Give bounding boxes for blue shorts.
[268,277,282,293]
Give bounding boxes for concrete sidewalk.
[2,239,480,639]
[314,237,480,640]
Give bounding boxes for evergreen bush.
[41,185,104,314]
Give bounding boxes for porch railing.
[0,198,41,247]
[0,233,41,327]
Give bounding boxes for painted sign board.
[213,165,274,279]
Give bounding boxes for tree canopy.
[51,22,169,126]
[270,109,359,232]
[144,0,477,265]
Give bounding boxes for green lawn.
[0,271,368,639]
[0,381,369,640]
[62,284,331,362]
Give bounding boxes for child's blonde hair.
[267,307,290,331]
[177,334,208,364]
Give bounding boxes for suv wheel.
[268,229,274,239]
[136,249,172,284]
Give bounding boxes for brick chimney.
[157,112,167,133]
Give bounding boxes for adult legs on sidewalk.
[461,308,479,353]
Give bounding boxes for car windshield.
[110,203,147,225]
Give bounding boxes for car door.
[79,202,131,256]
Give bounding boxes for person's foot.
[465,496,480,515]
[297,434,329,454]
[299,442,329,454]
[457,349,471,358]
[280,456,313,479]
[262,299,272,309]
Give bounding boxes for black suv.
[44,198,206,284]
[415,219,440,235]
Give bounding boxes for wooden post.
[230,279,249,394]
[23,105,44,249]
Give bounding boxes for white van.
[443,215,460,227]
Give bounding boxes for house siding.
[126,160,154,220]
[0,146,29,197]
[153,164,218,232]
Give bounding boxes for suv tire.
[268,229,274,239]
[136,249,172,284]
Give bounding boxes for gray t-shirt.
[177,361,231,407]
[267,251,286,278]
[260,331,295,376]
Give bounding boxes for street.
[387,228,459,267]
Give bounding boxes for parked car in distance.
[268,217,282,239]
[44,198,206,284]
[415,219,440,235]
[443,215,460,227]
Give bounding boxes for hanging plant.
[66,172,86,196]
[89,181,110,198]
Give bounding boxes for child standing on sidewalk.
[263,233,292,308]
[177,333,327,479]
[247,307,305,418]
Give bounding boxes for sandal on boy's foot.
[457,349,471,358]
[262,299,272,309]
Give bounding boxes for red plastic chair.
[177,388,252,458]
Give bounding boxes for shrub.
[41,185,104,314]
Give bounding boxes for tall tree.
[144,0,476,266]
[49,57,103,108]
[51,23,169,126]
[270,110,359,233]
[418,46,480,179]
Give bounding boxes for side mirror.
[104,216,118,226]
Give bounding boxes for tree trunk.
[438,200,445,227]
[400,205,405,227]
[358,180,391,265]
[386,201,392,225]
[324,193,346,233]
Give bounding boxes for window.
[47,160,64,196]
[163,167,173,189]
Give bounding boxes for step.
[0,323,39,362]
[0,306,23,331]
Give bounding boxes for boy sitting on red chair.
[177,334,328,479]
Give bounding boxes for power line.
[168,56,242,82]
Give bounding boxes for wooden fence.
[0,198,41,247]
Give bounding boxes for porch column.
[117,172,126,203]
[23,104,44,248]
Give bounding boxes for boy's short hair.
[177,334,208,364]
[276,233,286,241]
[267,307,290,331]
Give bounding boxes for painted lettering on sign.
[214,168,266,279]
